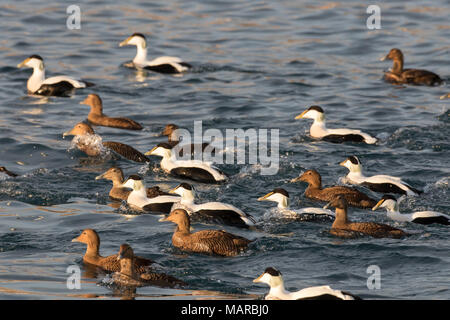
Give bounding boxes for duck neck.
[180,190,195,205]
[120,257,137,278]
[392,58,403,74]
[278,197,289,209]
[133,45,148,65]
[28,65,45,93]
[268,280,291,299]
[90,102,103,117]
[175,217,191,234]
[85,239,100,258]
[332,208,348,228]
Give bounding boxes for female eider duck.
[169,183,256,228]
[258,188,334,221]
[72,229,153,273]
[295,106,377,144]
[162,123,214,156]
[291,169,377,209]
[121,175,180,214]
[81,94,143,130]
[161,209,253,256]
[0,166,18,178]
[340,156,422,196]
[324,195,408,239]
[17,54,92,96]
[253,267,361,300]
[372,195,449,226]
[95,167,170,201]
[380,48,443,86]
[145,143,228,183]
[119,33,192,74]
[112,244,186,288]
[63,122,149,163]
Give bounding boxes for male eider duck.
[161,209,253,256]
[253,267,361,300]
[169,183,256,228]
[291,169,377,209]
[324,195,408,239]
[95,167,170,201]
[119,33,192,74]
[295,106,377,144]
[258,188,334,221]
[17,54,92,96]
[380,48,443,86]
[0,166,18,178]
[112,244,186,288]
[72,229,153,273]
[121,175,180,214]
[81,94,143,130]
[145,143,228,183]
[63,122,149,163]
[372,195,449,226]
[162,123,214,156]
[340,156,422,196]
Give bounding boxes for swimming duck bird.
[295,106,377,144]
[72,229,153,273]
[119,33,192,74]
[95,167,170,201]
[340,156,422,196]
[121,175,180,214]
[63,122,149,163]
[372,195,449,226]
[81,94,142,130]
[0,166,18,178]
[253,267,361,300]
[291,169,377,209]
[145,143,228,183]
[161,209,253,256]
[17,54,92,96]
[169,183,256,228]
[325,195,408,239]
[162,123,213,156]
[380,48,443,86]
[112,244,186,288]
[258,188,334,221]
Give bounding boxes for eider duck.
[95,167,170,201]
[340,156,422,196]
[169,183,256,228]
[72,229,153,273]
[119,33,192,74]
[17,54,92,96]
[145,143,228,183]
[161,209,253,256]
[324,195,408,239]
[380,48,443,86]
[291,169,377,209]
[372,195,449,226]
[253,267,361,300]
[162,123,214,156]
[112,244,186,288]
[0,166,18,178]
[295,106,377,144]
[63,122,149,163]
[258,188,334,221]
[81,94,143,130]
[121,175,180,214]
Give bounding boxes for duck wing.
[102,141,149,163]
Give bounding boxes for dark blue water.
[0,1,449,299]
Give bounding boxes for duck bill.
[62,130,74,138]
[253,273,264,283]
[79,97,89,105]
[119,37,130,47]
[17,58,29,68]
[372,199,385,211]
[168,187,178,194]
[95,172,106,180]
[257,192,273,201]
[379,54,388,61]
[144,146,157,156]
[158,216,169,222]
[294,110,308,120]
[339,160,347,167]
[323,201,332,209]
[71,236,81,243]
[290,176,302,183]
[440,94,448,100]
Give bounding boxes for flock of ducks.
[1,31,448,300]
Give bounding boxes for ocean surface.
[0,0,449,300]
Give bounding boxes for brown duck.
[161,209,253,256]
[112,244,186,288]
[0,166,18,177]
[63,122,149,163]
[324,195,408,239]
[95,167,170,201]
[380,48,442,86]
[291,169,377,209]
[72,229,153,273]
[81,94,143,130]
[162,123,214,156]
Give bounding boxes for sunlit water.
[0,0,449,300]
